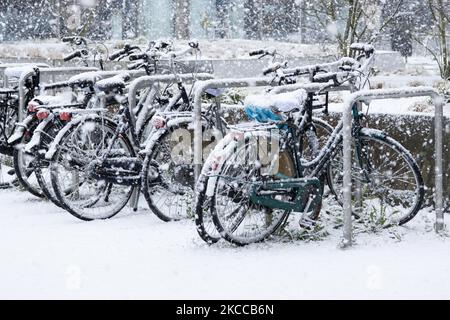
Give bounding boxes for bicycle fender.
[140,116,193,156]
[7,114,35,145]
[45,114,114,161]
[23,113,55,153]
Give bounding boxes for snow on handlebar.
[109,44,141,61]
[262,62,287,76]
[61,36,88,46]
[63,50,82,62]
[313,71,359,83]
[128,46,198,62]
[350,42,374,52]
[249,50,266,57]
[159,46,198,60]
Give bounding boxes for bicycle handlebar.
[109,46,129,61]
[129,53,148,61]
[262,62,283,76]
[109,44,141,61]
[127,61,144,70]
[160,46,197,59]
[61,36,88,46]
[249,50,266,57]
[63,50,82,62]
[42,81,71,90]
[129,46,197,62]
[349,43,375,54]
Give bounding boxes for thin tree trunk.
[122,0,140,39]
[173,0,191,39]
[438,0,449,78]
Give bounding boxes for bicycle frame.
[280,100,364,180]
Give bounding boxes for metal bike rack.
[125,73,214,210]
[38,69,148,94]
[192,77,280,179]
[128,73,215,110]
[341,87,446,248]
[17,66,99,122]
[0,63,50,87]
[192,77,352,179]
[127,73,214,126]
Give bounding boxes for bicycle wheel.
[0,155,17,188]
[34,119,66,207]
[210,133,298,246]
[12,118,45,198]
[195,118,332,244]
[0,104,19,189]
[327,129,424,226]
[142,123,198,222]
[50,117,136,220]
[301,118,334,161]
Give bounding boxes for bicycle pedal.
[298,216,317,229]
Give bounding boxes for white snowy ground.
[1,44,449,299]
[0,188,449,300]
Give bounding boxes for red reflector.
[36,109,49,120]
[27,101,39,113]
[59,111,71,121]
[152,116,166,129]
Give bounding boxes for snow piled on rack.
[329,92,450,117]
[0,188,449,299]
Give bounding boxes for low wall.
[0,51,404,79]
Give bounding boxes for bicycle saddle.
[96,73,131,92]
[68,71,103,88]
[244,89,307,122]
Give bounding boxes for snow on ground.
[1,188,449,299]
[0,42,448,299]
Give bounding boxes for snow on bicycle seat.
[96,73,131,92]
[68,71,103,88]
[32,93,74,106]
[244,89,307,122]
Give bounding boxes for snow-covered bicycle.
[44,41,208,220]
[195,44,424,245]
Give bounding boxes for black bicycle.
[45,41,208,220]
[195,44,424,245]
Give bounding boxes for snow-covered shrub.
[408,79,425,87]
[433,80,450,99]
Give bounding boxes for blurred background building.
[0,0,303,41]
[0,0,446,58]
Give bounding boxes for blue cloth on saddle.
[244,105,281,123]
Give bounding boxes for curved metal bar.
[341,86,445,248]
[191,77,352,179]
[127,73,214,130]
[17,66,99,122]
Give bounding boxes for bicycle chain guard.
[249,177,322,213]
[89,157,142,186]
